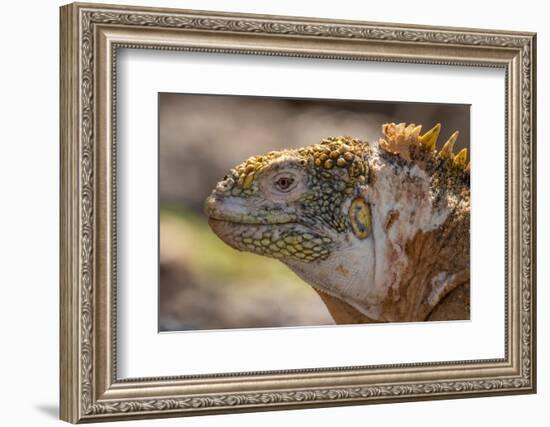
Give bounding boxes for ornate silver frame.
[59,2,537,423]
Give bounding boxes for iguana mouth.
[207,218,251,252]
[204,195,296,225]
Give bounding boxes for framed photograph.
[60,2,537,423]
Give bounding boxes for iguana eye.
[274,175,295,192]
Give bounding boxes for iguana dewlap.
[205,123,470,323]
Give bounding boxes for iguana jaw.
[206,194,336,262]
[205,194,296,225]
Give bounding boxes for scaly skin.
[205,123,470,323]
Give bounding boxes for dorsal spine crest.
[379,122,470,173]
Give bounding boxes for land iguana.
[205,123,470,323]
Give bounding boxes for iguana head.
[205,136,372,264]
[205,123,470,323]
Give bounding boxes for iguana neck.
[286,147,470,322]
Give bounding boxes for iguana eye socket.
[274,175,295,192]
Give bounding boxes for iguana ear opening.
[349,196,371,239]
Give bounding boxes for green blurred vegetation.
[159,205,333,331]
[160,205,308,294]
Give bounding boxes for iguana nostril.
[215,177,234,193]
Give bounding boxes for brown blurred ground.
[159,93,470,332]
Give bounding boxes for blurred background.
[159,93,470,332]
